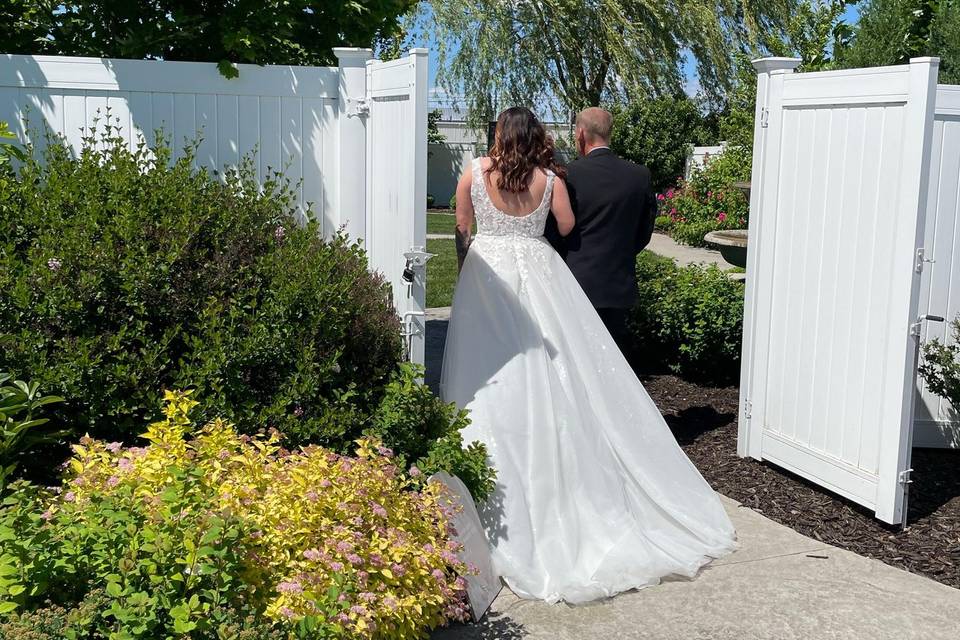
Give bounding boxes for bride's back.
[477,156,550,217]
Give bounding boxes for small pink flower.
[390,562,406,577]
[336,540,354,553]
[423,543,435,553]
[106,442,122,453]
[371,503,387,518]
[47,257,62,271]
[40,509,53,521]
[657,193,665,201]
[359,591,376,602]
[717,212,727,222]
[377,446,394,458]
[432,569,446,581]
[218,449,230,460]
[117,458,133,472]
[347,553,363,565]
[274,225,286,241]
[63,491,76,502]
[306,490,319,501]
[409,465,422,478]
[318,478,331,488]
[336,613,350,624]
[277,580,303,594]
[350,605,367,616]
[293,405,304,417]
[106,476,120,488]
[330,561,344,572]
[303,548,322,561]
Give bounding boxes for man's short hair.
[576,107,613,144]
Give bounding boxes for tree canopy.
[836,0,960,83]
[429,0,798,126]
[1,0,417,77]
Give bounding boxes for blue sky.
[410,2,861,107]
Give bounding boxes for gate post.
[334,47,373,242]
[737,57,800,459]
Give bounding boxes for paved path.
[647,232,743,274]
[426,232,740,271]
[425,308,960,639]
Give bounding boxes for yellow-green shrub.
[0,391,471,639]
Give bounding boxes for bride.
[440,107,736,605]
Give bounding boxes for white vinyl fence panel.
[738,58,941,525]
[915,84,960,448]
[0,50,429,363]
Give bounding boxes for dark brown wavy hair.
[487,107,565,193]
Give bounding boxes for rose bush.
[0,391,472,639]
[660,145,751,247]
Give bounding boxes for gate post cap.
[334,48,373,67]
[751,57,801,74]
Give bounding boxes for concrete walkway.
[647,232,737,270]
[432,494,960,640]
[424,310,960,639]
[426,231,740,272]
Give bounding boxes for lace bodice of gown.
[470,158,555,238]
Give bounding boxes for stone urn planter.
[703,181,750,268]
[704,229,748,268]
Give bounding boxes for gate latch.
[898,468,914,485]
[401,246,435,284]
[910,314,945,337]
[915,248,935,273]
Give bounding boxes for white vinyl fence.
[0,49,429,363]
[739,57,960,525]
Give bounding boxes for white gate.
[0,49,428,363]
[915,84,960,447]
[365,50,429,365]
[738,57,940,524]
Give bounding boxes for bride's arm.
[551,179,575,237]
[454,166,475,272]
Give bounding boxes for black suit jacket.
[552,148,657,309]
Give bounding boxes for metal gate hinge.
[743,399,753,420]
[760,107,769,129]
[898,469,913,485]
[915,248,934,273]
[347,97,369,119]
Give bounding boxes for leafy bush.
[654,215,674,233]
[448,193,456,210]
[367,364,495,500]
[0,391,471,639]
[610,96,720,193]
[630,252,744,381]
[0,126,402,447]
[427,193,436,208]
[920,316,960,410]
[0,373,65,491]
[660,145,752,246]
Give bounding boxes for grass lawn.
[426,238,457,308]
[427,212,475,236]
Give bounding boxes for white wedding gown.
[440,159,737,604]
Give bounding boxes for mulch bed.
[643,372,960,590]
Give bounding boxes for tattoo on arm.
[455,226,472,272]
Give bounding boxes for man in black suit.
[558,107,657,359]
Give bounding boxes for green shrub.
[0,126,402,447]
[654,215,674,233]
[448,194,456,210]
[630,252,744,381]
[0,393,471,639]
[671,220,720,248]
[0,374,65,491]
[427,193,436,208]
[920,316,960,410]
[367,364,495,500]
[610,96,720,192]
